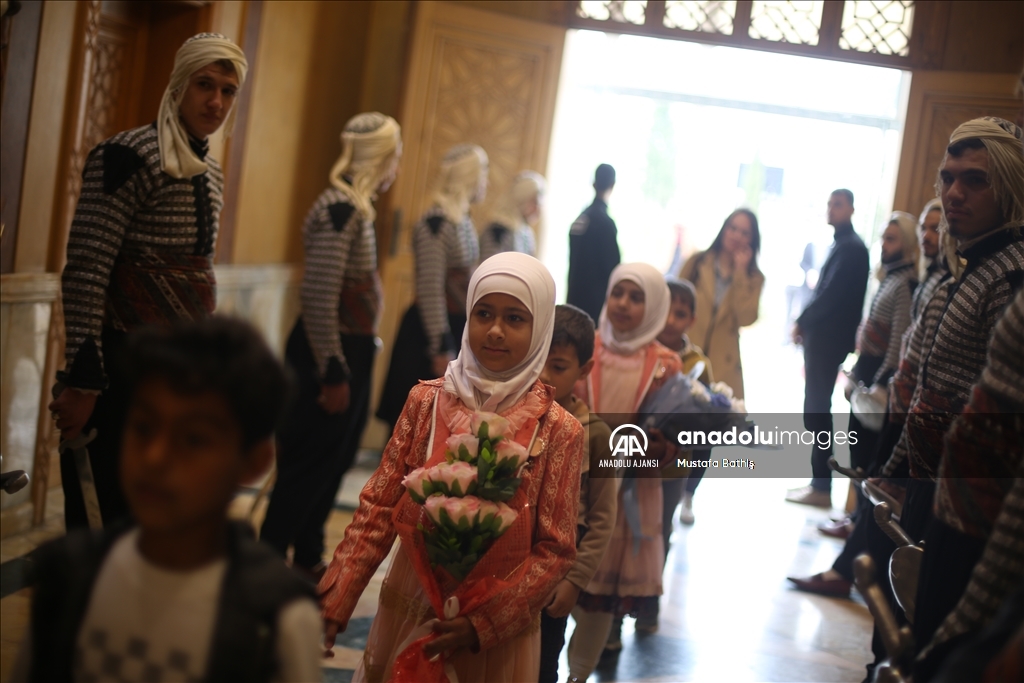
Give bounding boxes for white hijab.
[443,252,556,414]
[599,262,671,355]
[328,112,401,223]
[158,33,248,179]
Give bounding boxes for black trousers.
[61,327,131,531]
[539,611,569,683]
[260,322,376,569]
[864,478,936,677]
[832,411,898,581]
[538,524,587,682]
[803,343,847,492]
[376,305,465,430]
[911,519,987,680]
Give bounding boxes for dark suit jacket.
[567,198,621,322]
[797,223,870,358]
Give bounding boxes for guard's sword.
[59,428,103,530]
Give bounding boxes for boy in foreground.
[538,304,618,683]
[21,318,321,682]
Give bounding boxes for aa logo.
[609,424,648,458]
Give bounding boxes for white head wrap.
[490,171,546,230]
[432,144,489,224]
[919,197,943,226]
[878,210,920,280]
[158,33,248,179]
[938,117,1024,278]
[443,252,556,414]
[328,112,401,223]
[598,262,671,355]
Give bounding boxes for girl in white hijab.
[569,262,682,674]
[444,252,556,413]
[320,252,585,683]
[581,262,677,413]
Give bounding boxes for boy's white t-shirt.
[72,529,322,683]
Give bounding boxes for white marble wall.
[0,274,59,515]
[213,264,302,356]
[0,267,300,531]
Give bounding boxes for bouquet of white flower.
[401,413,528,581]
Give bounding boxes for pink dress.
[573,334,682,615]
[319,379,584,683]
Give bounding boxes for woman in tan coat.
[675,209,764,400]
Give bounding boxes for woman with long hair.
[674,208,765,400]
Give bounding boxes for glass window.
[748,1,825,45]
[577,0,648,24]
[840,1,915,57]
[664,1,737,35]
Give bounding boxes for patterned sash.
[338,272,384,335]
[105,252,216,330]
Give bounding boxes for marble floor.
[0,462,873,683]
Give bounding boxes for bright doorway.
[540,29,910,412]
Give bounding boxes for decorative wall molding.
[0,272,60,303]
[892,71,1020,216]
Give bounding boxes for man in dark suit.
[567,164,621,322]
[788,189,870,507]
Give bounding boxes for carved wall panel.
[892,71,1020,218]
[389,1,564,255]
[366,1,564,450]
[908,98,1021,214]
[423,39,540,237]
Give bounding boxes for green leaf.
[477,422,489,441]
[458,444,473,462]
[450,480,463,497]
[479,511,497,532]
[478,454,493,483]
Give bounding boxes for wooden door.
[363,1,565,450]
[893,70,1022,216]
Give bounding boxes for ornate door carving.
[893,71,1021,217]
[365,1,565,448]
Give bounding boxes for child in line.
[21,318,322,682]
[318,252,584,683]
[656,276,714,532]
[537,305,618,683]
[571,263,683,662]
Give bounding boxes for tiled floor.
[0,464,873,682]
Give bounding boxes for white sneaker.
[678,493,695,525]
